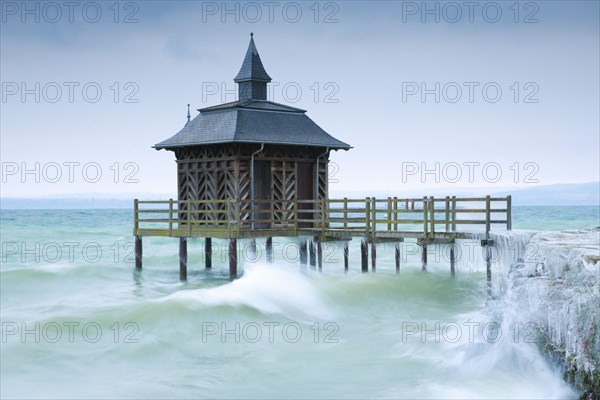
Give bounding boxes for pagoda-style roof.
[154,99,351,150]
[155,34,351,151]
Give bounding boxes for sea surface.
[1,206,599,399]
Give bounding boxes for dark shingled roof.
[234,35,271,83]
[154,100,351,150]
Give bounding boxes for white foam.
[165,263,334,321]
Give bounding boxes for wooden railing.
[134,195,511,238]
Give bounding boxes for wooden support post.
[133,199,139,235]
[371,242,376,272]
[445,196,450,232]
[507,195,512,230]
[421,242,427,271]
[485,195,491,235]
[423,197,428,239]
[387,197,392,231]
[365,198,371,237]
[361,238,368,272]
[299,240,307,266]
[134,236,142,269]
[393,197,398,231]
[229,238,237,278]
[343,197,348,229]
[317,241,323,271]
[168,198,173,236]
[451,196,457,232]
[179,237,187,281]
[205,238,212,269]
[395,243,400,274]
[371,198,377,236]
[344,242,349,272]
[450,244,455,277]
[309,241,316,269]
[429,196,435,236]
[266,237,273,263]
[486,245,492,297]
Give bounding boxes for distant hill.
[491,182,599,206]
[1,183,598,209]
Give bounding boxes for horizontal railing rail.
[133,195,512,237]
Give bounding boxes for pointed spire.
[186,104,191,124]
[235,33,271,101]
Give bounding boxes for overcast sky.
[1,0,599,197]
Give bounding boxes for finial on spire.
[186,104,191,124]
[250,32,253,37]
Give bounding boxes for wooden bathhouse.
[154,33,351,227]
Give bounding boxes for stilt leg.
[299,240,307,266]
[371,243,376,272]
[421,243,427,271]
[344,242,349,272]
[205,237,212,269]
[317,241,323,271]
[309,241,316,269]
[266,237,273,263]
[395,243,400,274]
[135,236,142,269]
[361,239,368,273]
[486,246,492,297]
[249,238,257,261]
[179,237,187,281]
[229,238,237,278]
[450,244,456,277]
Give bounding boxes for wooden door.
[297,162,314,228]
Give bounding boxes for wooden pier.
[137,35,511,296]
[133,195,510,292]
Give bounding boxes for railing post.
[371,197,377,235]
[507,195,512,230]
[451,196,456,232]
[485,195,491,235]
[168,198,173,236]
[321,197,326,230]
[133,199,139,235]
[343,197,348,229]
[234,200,240,235]
[423,196,428,239]
[393,197,398,231]
[365,198,371,236]
[187,199,192,236]
[429,196,435,237]
[387,197,392,231]
[293,199,298,234]
[445,196,450,232]
[226,199,231,236]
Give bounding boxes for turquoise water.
[1,206,597,398]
